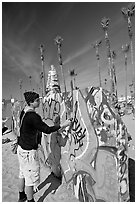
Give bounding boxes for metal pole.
[122,44,130,107]
[111,50,118,99]
[125,54,128,107]
[19,79,23,101]
[54,36,67,97]
[121,3,135,101]
[39,44,46,97]
[70,69,77,89]
[39,45,46,119]
[69,69,77,113]
[93,40,102,87]
[39,72,44,97]
[101,17,113,94]
[121,3,135,65]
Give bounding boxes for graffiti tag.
[43,99,60,122]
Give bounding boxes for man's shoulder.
[25,111,40,118]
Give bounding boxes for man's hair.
[24,91,39,105]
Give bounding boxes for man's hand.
[59,119,71,132]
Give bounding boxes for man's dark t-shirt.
[18,110,60,150]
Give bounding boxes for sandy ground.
[2,131,78,202]
[2,114,135,202]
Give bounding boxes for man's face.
[33,98,40,108]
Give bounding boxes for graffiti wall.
[11,86,129,201]
[41,92,63,160]
[41,87,129,202]
[85,87,129,201]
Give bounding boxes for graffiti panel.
[11,85,129,202]
[95,149,118,201]
[85,87,129,201]
[60,88,129,202]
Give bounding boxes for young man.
[17,91,71,202]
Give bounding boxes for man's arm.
[32,113,71,134]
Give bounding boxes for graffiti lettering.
[84,87,129,201]
[71,101,86,152]
[43,99,60,122]
[118,144,128,195]
[60,88,130,202]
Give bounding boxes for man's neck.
[24,105,35,113]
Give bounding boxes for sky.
[2,1,135,100]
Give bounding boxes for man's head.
[24,91,40,108]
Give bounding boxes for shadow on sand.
[36,172,62,202]
[36,158,135,202]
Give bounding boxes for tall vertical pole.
[73,75,77,90]
[121,3,135,101]
[39,71,44,97]
[19,79,23,101]
[54,36,67,97]
[93,40,102,87]
[39,44,46,97]
[39,45,46,119]
[111,50,118,99]
[122,44,130,107]
[69,70,74,113]
[69,69,77,89]
[101,17,113,94]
